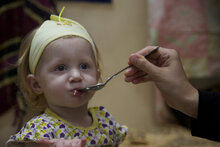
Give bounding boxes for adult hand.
[36,138,86,147]
[125,46,198,118]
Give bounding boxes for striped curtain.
[0,0,57,115]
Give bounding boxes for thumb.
[130,54,158,75]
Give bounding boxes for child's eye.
[55,65,67,71]
[79,63,88,70]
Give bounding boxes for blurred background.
[0,0,219,146]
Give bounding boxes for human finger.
[135,46,159,56]
[129,54,159,75]
[125,71,148,82]
[131,74,153,84]
[124,65,140,77]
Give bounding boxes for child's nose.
[68,69,82,82]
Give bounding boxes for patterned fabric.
[9,106,128,146]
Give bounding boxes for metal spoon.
[78,46,159,92]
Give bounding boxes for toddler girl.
[7,13,127,147]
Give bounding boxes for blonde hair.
[17,28,102,111]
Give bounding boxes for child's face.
[30,37,98,109]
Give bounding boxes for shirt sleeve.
[9,116,55,142]
[191,90,220,141]
[97,106,128,145]
[113,120,128,144]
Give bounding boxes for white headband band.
[29,15,97,74]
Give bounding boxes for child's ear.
[27,74,43,94]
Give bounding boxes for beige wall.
[0,0,156,146]
[57,0,155,131]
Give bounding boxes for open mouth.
[72,89,84,96]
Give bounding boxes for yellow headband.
[29,15,97,74]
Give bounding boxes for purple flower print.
[31,124,35,128]
[60,133,65,138]
[105,112,110,117]
[28,132,32,135]
[44,134,50,138]
[109,130,113,135]
[88,133,93,136]
[102,124,107,128]
[59,124,65,128]
[47,124,51,128]
[104,138,108,144]
[99,106,104,111]
[109,120,113,125]
[24,132,32,139]
[74,133,80,137]
[91,140,96,144]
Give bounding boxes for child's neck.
[49,105,93,128]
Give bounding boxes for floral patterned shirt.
[8,106,128,146]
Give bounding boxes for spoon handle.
[110,46,159,78]
[78,46,159,92]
